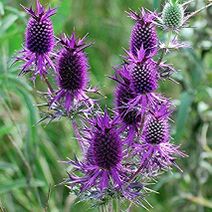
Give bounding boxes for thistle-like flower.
[122,48,161,115]
[128,8,158,56]
[114,68,142,145]
[158,0,212,32]
[134,103,186,174]
[162,0,184,31]
[17,0,56,77]
[50,33,92,113]
[67,111,125,192]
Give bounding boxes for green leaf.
[153,0,160,9]
[0,125,13,138]
[0,74,32,91]
[0,2,4,16]
[0,14,18,36]
[5,6,26,20]
[0,178,45,194]
[0,162,18,171]
[183,48,204,88]
[0,74,39,162]
[175,91,194,141]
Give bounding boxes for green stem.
[114,198,120,212]
[166,31,172,47]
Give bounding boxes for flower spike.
[50,33,93,113]
[16,0,56,78]
[128,8,158,57]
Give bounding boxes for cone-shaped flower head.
[162,0,184,30]
[116,83,141,127]
[90,112,122,170]
[57,33,88,91]
[126,48,158,95]
[17,0,56,77]
[114,48,161,118]
[114,67,142,144]
[142,104,170,145]
[128,8,158,56]
[134,103,186,174]
[67,111,124,192]
[51,33,92,113]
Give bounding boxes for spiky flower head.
[116,83,141,127]
[134,103,186,174]
[114,67,142,144]
[142,104,171,145]
[162,0,184,30]
[17,0,56,77]
[126,48,158,95]
[67,111,124,192]
[128,8,158,56]
[50,32,92,113]
[113,48,161,118]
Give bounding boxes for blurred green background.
[0,0,212,211]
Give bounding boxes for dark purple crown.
[90,113,122,170]
[144,118,167,144]
[142,105,170,144]
[128,8,158,56]
[23,0,56,55]
[124,48,158,95]
[57,33,89,92]
[26,17,54,54]
[58,51,87,91]
[116,83,141,125]
[130,59,158,94]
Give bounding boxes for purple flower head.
[119,48,161,116]
[50,33,93,113]
[114,67,142,145]
[128,8,158,56]
[17,0,56,77]
[125,48,158,95]
[134,103,186,174]
[67,111,125,191]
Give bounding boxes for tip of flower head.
[59,32,92,53]
[21,0,56,19]
[113,65,131,84]
[124,45,156,63]
[95,110,111,129]
[150,101,173,120]
[127,8,157,23]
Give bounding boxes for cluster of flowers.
[16,0,211,209]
